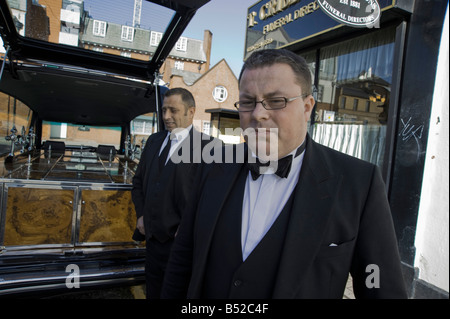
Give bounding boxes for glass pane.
[302,50,316,85]
[5,0,175,61]
[42,121,121,149]
[129,112,157,160]
[0,92,32,156]
[312,27,395,168]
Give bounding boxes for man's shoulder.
[145,130,167,144]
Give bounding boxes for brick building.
[169,58,240,143]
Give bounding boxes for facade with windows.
[244,0,449,298]
[169,59,240,144]
[79,18,214,143]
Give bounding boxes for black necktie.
[159,136,172,169]
[246,141,306,180]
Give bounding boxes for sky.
[180,0,256,77]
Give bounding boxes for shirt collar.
[168,124,192,143]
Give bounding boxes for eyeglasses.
[234,93,310,112]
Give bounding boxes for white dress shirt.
[159,125,192,165]
[241,144,306,261]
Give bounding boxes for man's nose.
[163,110,171,119]
[251,101,269,121]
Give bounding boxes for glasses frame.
[234,93,310,112]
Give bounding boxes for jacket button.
[233,280,242,287]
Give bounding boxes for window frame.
[93,20,107,37]
[121,26,134,42]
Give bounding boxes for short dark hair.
[164,87,196,110]
[239,49,312,96]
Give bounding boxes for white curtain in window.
[312,123,386,167]
[321,28,395,84]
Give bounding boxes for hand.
[137,216,145,235]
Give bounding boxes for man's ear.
[188,106,195,119]
[304,95,315,121]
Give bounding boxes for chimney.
[203,30,213,73]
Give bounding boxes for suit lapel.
[273,136,343,298]
[165,127,200,166]
[189,146,246,297]
[147,130,167,163]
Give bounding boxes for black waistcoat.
[202,168,295,298]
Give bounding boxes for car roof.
[0,0,209,126]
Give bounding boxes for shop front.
[244,0,448,298]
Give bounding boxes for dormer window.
[175,37,187,51]
[150,31,162,46]
[93,20,107,37]
[121,26,134,42]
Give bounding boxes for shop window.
[311,27,396,168]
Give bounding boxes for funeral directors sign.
[318,0,381,28]
[244,0,389,59]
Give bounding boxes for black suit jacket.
[162,135,407,298]
[131,128,222,243]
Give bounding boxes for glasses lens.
[265,97,286,109]
[236,101,254,111]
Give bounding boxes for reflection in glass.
[5,0,175,61]
[312,27,395,168]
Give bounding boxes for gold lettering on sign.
[260,1,320,34]
[248,11,258,27]
[294,1,320,19]
[263,13,294,34]
[258,0,302,21]
[247,38,274,53]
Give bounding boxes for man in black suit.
[161,50,407,298]
[131,87,222,299]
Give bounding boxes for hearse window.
[0,92,32,156]
[42,121,121,149]
[130,112,157,154]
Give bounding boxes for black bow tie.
[246,142,306,180]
